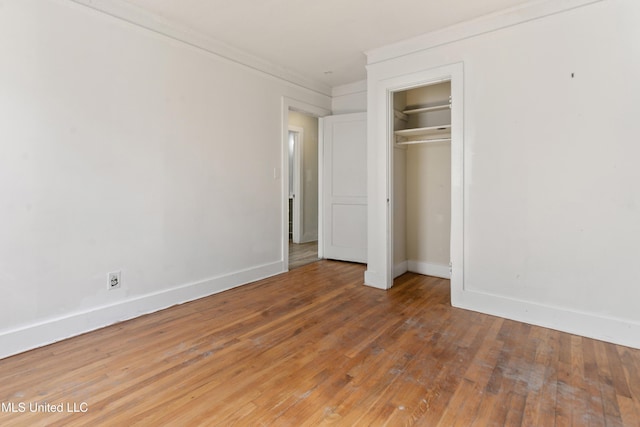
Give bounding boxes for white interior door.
[322,112,367,263]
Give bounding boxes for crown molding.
[68,0,332,97]
[331,79,367,98]
[366,0,603,66]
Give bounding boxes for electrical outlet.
[108,271,121,290]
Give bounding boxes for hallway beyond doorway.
[289,240,319,269]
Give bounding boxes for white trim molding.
[393,261,451,280]
[68,0,332,97]
[366,0,604,65]
[0,261,284,360]
[455,290,640,350]
[364,62,464,293]
[331,80,367,98]
[331,80,367,114]
[394,261,408,279]
[301,231,319,244]
[407,261,450,280]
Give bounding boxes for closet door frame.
[365,62,464,304]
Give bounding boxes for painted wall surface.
[0,0,329,358]
[406,142,451,267]
[288,111,319,242]
[332,80,367,114]
[393,148,407,268]
[367,0,640,347]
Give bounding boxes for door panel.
[323,113,367,263]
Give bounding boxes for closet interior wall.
[393,81,452,279]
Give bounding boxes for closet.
[392,80,452,280]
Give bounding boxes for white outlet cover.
[108,271,121,290]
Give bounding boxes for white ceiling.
[119,0,533,88]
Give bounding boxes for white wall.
[367,0,640,348]
[0,0,329,359]
[331,80,367,114]
[406,142,451,270]
[288,111,319,242]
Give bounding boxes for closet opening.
[391,80,452,282]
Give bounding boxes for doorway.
[364,62,463,293]
[391,80,452,280]
[287,110,320,270]
[288,127,303,243]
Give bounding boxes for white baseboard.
[393,260,450,279]
[300,232,318,244]
[453,289,640,350]
[364,269,388,290]
[393,261,408,278]
[407,260,451,279]
[0,261,284,360]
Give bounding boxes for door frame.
[288,126,304,243]
[281,97,330,272]
[365,62,464,299]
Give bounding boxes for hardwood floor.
[289,240,319,270]
[1,260,639,426]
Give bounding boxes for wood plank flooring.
[289,240,319,270]
[1,260,639,426]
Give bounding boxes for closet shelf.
[396,138,451,145]
[394,109,408,121]
[402,103,450,115]
[394,124,451,138]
